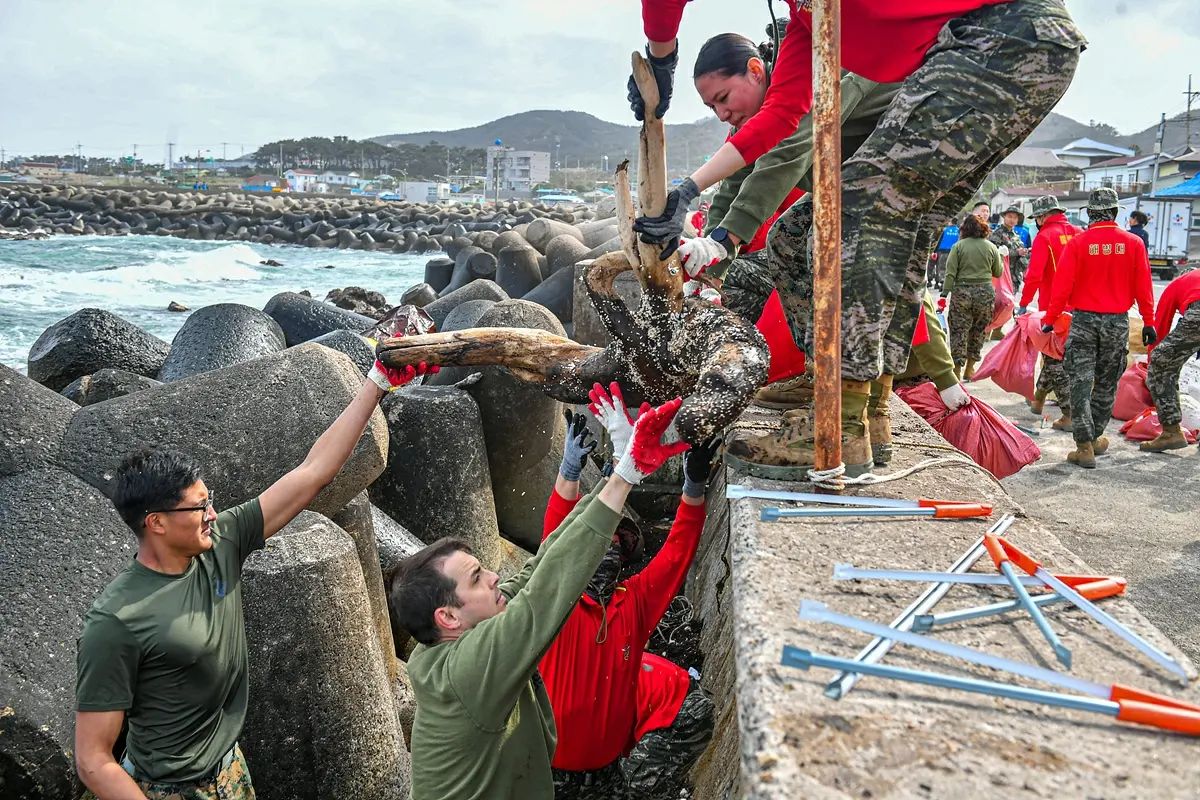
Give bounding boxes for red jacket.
[1149,270,1200,353]
[643,0,1006,164]
[538,488,706,771]
[1044,222,1155,326]
[1019,212,1081,309]
[635,652,691,740]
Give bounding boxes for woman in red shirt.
[632,0,1084,473]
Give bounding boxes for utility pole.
[1184,74,1200,151]
[279,143,284,177]
[167,142,175,172]
[75,142,83,174]
[221,141,229,160]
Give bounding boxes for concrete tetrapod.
[421,280,509,330]
[0,363,77,477]
[523,262,576,327]
[0,468,136,800]
[544,233,592,276]
[423,257,454,293]
[157,303,287,382]
[330,492,397,683]
[26,307,169,391]
[307,329,375,376]
[262,291,376,346]
[59,344,387,518]
[524,217,584,253]
[61,368,162,406]
[242,512,409,800]
[496,243,544,298]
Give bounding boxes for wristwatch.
[710,226,740,257]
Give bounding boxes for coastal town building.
[380,181,451,203]
[18,162,62,180]
[285,169,322,193]
[1051,137,1135,169]
[486,146,550,196]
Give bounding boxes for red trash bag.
[1020,311,1069,360]
[972,322,1039,400]
[1120,407,1199,443]
[896,382,1041,479]
[1112,356,1151,421]
[755,289,806,383]
[986,255,1016,333]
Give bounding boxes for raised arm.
[258,361,433,538]
[542,409,594,541]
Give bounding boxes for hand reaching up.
[613,397,691,486]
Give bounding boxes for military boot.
[1051,414,1073,431]
[963,359,978,381]
[841,379,874,477]
[1028,389,1048,416]
[1067,441,1096,469]
[1091,435,1110,455]
[1139,424,1189,452]
[867,375,894,467]
[752,372,815,410]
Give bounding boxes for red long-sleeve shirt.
[1044,222,1155,326]
[643,0,1006,164]
[1019,212,1081,309]
[1149,270,1200,353]
[635,652,691,740]
[538,487,706,771]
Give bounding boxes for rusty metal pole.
[811,0,843,485]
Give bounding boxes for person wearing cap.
[1018,194,1081,430]
[989,205,1030,292]
[1140,266,1200,452]
[1042,187,1156,468]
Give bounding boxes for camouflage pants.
[1064,311,1129,444]
[1147,305,1200,427]
[620,686,715,799]
[553,760,627,800]
[769,0,1083,381]
[948,283,996,364]
[721,251,775,323]
[82,744,255,800]
[1036,354,1072,416]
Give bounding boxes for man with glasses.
[73,359,436,800]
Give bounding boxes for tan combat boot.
[1140,423,1189,452]
[1091,435,1110,455]
[963,359,978,381]
[841,379,874,477]
[1051,414,1073,431]
[867,375,894,467]
[1067,441,1096,469]
[753,372,815,410]
[1028,389,1048,416]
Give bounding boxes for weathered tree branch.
[614,161,641,270]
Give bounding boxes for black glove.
[627,45,678,122]
[633,177,701,259]
[1040,324,1054,334]
[559,409,597,481]
[1142,326,1157,347]
[682,434,723,498]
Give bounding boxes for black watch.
[710,226,739,256]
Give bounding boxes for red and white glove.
[368,360,438,392]
[588,381,636,458]
[682,279,722,304]
[677,236,728,278]
[937,297,948,312]
[613,397,691,485]
[939,382,971,410]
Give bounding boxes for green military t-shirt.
[76,498,264,783]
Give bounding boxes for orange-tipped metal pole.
[812,0,842,484]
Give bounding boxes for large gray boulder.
[158,303,287,382]
[59,343,387,518]
[370,386,501,569]
[309,329,375,375]
[422,280,508,330]
[330,492,396,682]
[61,368,162,406]
[523,262,576,327]
[0,364,76,477]
[27,308,169,391]
[263,291,375,346]
[243,512,408,800]
[0,468,136,800]
[462,300,567,550]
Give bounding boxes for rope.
[805,455,999,490]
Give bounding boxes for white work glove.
[588,381,636,460]
[677,235,728,278]
[996,245,1010,258]
[682,279,722,304]
[613,397,691,486]
[939,382,971,410]
[368,360,438,392]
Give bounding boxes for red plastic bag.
[896,382,1041,479]
[755,289,805,383]
[986,256,1016,333]
[1019,311,1068,360]
[972,323,1039,400]
[1120,407,1199,443]
[1112,356,1152,422]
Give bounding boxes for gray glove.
[633,177,701,259]
[682,435,722,498]
[559,409,597,481]
[627,45,678,122]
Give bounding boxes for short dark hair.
[1130,210,1148,225]
[972,201,989,211]
[694,33,771,81]
[112,449,204,536]
[960,214,990,239]
[388,537,471,647]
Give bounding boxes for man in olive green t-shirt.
[389,391,690,800]
[74,359,436,800]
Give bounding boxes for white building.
[285,169,322,193]
[381,181,451,204]
[1051,137,1135,169]
[319,169,363,188]
[486,147,550,195]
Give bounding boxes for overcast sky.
[1,1,1196,162]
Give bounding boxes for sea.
[0,236,430,371]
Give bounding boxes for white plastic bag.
[1180,393,1200,432]
[1181,356,1200,403]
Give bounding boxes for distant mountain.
[372,110,731,173]
[1022,112,1110,149]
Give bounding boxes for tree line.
[250,136,486,180]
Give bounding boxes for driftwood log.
[377,53,768,444]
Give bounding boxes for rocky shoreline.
[0,184,608,254]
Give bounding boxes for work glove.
[1016,305,1028,316]
[1142,326,1157,347]
[997,245,1010,258]
[559,409,598,481]
[633,178,701,260]
[588,381,636,462]
[1040,323,1054,334]
[682,435,723,498]
[682,279,722,304]
[937,297,947,312]
[368,360,437,392]
[613,397,691,486]
[627,45,678,122]
[677,235,728,278]
[939,382,971,411]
